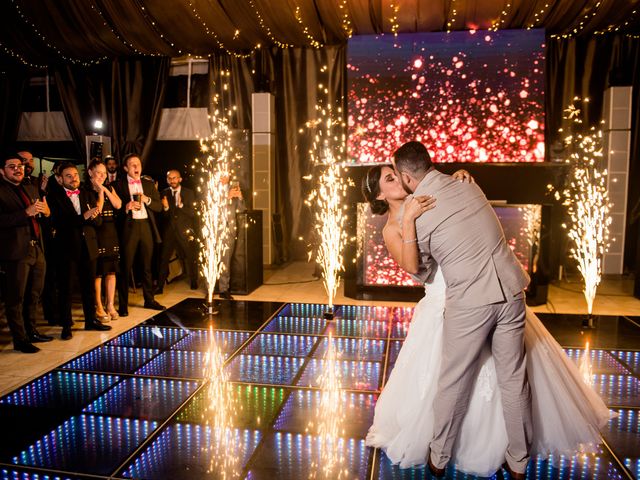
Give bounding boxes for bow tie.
[66,189,80,197]
[129,179,142,185]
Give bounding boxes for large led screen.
[347,29,545,164]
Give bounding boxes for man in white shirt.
[112,154,165,316]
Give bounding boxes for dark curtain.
[111,57,170,163]
[209,55,256,131]
[0,66,28,147]
[54,63,111,158]
[269,45,347,259]
[547,34,640,271]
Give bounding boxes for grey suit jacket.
[411,169,530,307]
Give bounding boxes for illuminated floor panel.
[241,334,319,357]
[313,337,387,362]
[135,350,206,379]
[176,385,287,429]
[298,359,382,390]
[2,304,640,479]
[273,389,377,437]
[170,329,251,353]
[225,354,306,385]
[12,415,158,476]
[83,377,199,420]
[246,432,370,480]
[106,325,187,350]
[120,424,261,479]
[60,346,159,374]
[0,372,119,409]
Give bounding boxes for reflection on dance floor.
[0,299,639,479]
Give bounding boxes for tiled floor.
[0,299,639,479]
[0,262,639,479]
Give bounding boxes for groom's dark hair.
[393,141,433,178]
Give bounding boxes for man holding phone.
[112,153,165,316]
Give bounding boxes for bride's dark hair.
[362,165,389,215]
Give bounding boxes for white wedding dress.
[366,268,613,477]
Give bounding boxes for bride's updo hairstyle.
[362,165,389,215]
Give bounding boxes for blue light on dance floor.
[60,346,159,374]
[274,389,376,438]
[611,351,640,375]
[340,305,397,322]
[121,424,261,479]
[564,349,631,375]
[298,359,381,390]
[263,316,327,335]
[333,319,388,339]
[107,325,187,350]
[226,354,305,385]
[12,415,157,476]
[377,452,626,479]
[279,303,339,318]
[0,469,84,480]
[135,350,206,379]
[313,337,386,362]
[0,372,119,409]
[246,432,370,479]
[170,329,251,352]
[241,334,319,357]
[84,377,198,420]
[593,375,640,407]
[624,458,640,479]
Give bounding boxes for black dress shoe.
[502,463,526,480]
[28,331,54,343]
[61,327,73,340]
[85,321,112,331]
[118,309,129,317]
[154,287,164,295]
[144,300,166,311]
[219,290,234,300]
[14,341,40,353]
[428,457,445,478]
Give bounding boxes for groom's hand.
[452,169,474,183]
[404,195,436,220]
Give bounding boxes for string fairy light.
[389,2,400,36]
[10,0,108,66]
[526,2,552,30]
[446,0,458,33]
[550,0,604,38]
[489,1,513,31]
[187,0,255,58]
[0,40,46,69]
[338,0,353,38]
[294,5,324,48]
[132,0,181,54]
[248,0,294,48]
[89,2,143,55]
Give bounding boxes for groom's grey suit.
[410,169,533,473]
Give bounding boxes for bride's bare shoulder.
[382,219,401,240]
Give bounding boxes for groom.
[393,141,532,479]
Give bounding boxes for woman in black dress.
[86,159,122,321]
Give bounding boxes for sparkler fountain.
[556,98,612,328]
[305,80,349,320]
[195,98,235,315]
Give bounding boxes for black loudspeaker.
[230,210,264,294]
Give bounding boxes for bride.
[362,164,612,477]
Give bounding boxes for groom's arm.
[413,237,436,284]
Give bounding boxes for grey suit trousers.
[429,293,533,473]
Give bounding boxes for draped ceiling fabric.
[1,0,639,261]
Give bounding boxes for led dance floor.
[1,299,640,479]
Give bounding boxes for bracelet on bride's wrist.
[402,238,417,244]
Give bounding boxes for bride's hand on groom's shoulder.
[452,169,475,183]
[404,195,436,221]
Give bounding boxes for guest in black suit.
[105,155,122,185]
[112,154,165,316]
[157,170,198,293]
[47,162,111,339]
[0,152,53,353]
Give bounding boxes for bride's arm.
[383,195,435,275]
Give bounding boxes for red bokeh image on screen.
[347,29,545,164]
